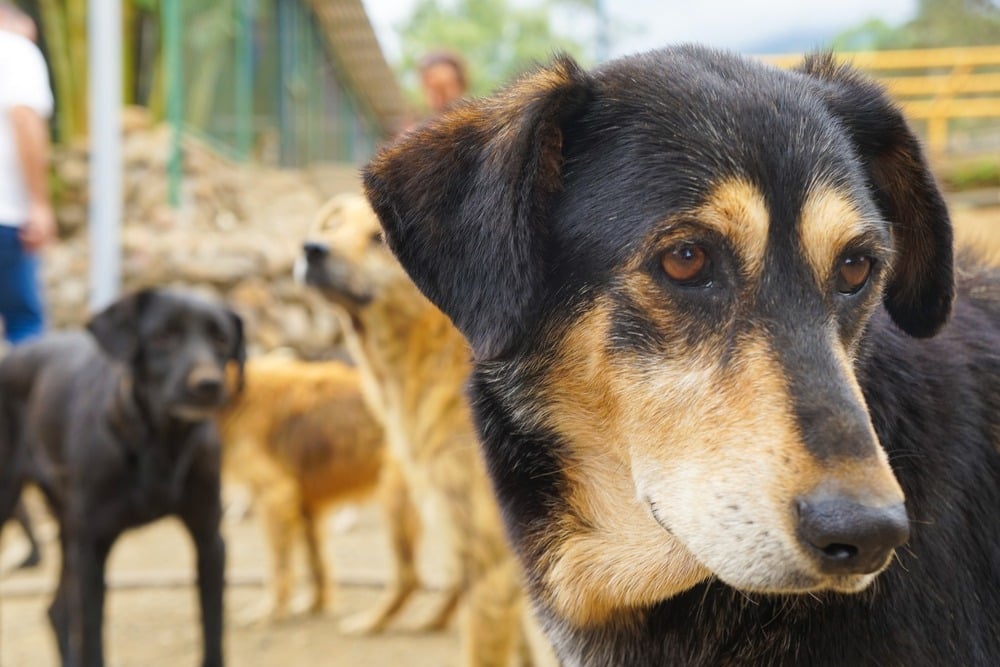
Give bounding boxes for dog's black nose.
[190,376,224,401]
[303,241,330,262]
[796,497,909,575]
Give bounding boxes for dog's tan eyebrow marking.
[799,186,882,287]
[694,178,770,279]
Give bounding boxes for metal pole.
[235,0,254,161]
[88,0,123,311]
[165,0,183,207]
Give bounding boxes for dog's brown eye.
[149,330,175,348]
[661,244,710,284]
[211,329,229,347]
[836,255,873,294]
[370,230,385,245]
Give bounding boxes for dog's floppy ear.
[798,54,953,338]
[227,310,247,393]
[364,55,592,359]
[87,289,155,362]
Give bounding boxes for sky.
[361,0,918,63]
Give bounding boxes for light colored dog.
[298,194,554,666]
[217,356,420,631]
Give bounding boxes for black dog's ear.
[228,311,247,393]
[798,54,953,338]
[364,56,592,360]
[87,289,155,362]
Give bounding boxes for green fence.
[161,0,382,168]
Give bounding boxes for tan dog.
[299,194,551,666]
[217,356,420,632]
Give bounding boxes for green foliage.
[830,18,903,51]
[941,155,1000,190]
[832,0,1000,50]
[394,0,593,104]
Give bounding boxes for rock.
[44,125,359,358]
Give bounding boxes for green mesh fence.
[172,0,381,167]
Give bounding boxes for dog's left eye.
[370,230,385,245]
[149,330,176,348]
[835,254,873,295]
[661,244,712,286]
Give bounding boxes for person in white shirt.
[0,2,53,344]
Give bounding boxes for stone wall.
[42,109,360,358]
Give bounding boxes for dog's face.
[365,47,955,625]
[88,289,245,421]
[296,193,415,317]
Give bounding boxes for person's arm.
[9,104,54,251]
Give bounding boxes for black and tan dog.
[364,46,1000,665]
[0,288,244,667]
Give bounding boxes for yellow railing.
[759,45,1000,155]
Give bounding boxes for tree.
[832,0,1000,51]
[394,0,595,103]
[16,0,162,142]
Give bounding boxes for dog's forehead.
[141,292,230,332]
[550,48,877,271]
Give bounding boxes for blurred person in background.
[418,49,469,116]
[0,1,54,346]
[0,1,50,571]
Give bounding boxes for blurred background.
[1,1,998,665]
[1,0,996,357]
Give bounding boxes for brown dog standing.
[217,356,421,632]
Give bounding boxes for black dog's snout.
[796,497,909,575]
[187,369,225,402]
[303,241,330,262]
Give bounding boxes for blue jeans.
[0,225,45,344]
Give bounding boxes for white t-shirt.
[0,31,53,227]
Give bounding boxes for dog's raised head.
[364,46,954,626]
[88,288,246,421]
[297,192,420,321]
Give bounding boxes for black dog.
[365,47,1000,664]
[0,288,244,667]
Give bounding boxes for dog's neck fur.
[337,285,474,466]
[331,277,516,591]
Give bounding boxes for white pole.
[87,0,122,312]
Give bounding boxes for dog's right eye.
[149,330,175,348]
[370,230,385,245]
[835,254,874,295]
[661,244,712,286]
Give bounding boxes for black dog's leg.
[14,500,42,568]
[71,537,111,667]
[0,457,20,525]
[81,539,112,667]
[0,404,25,526]
[181,475,225,667]
[61,533,112,667]
[48,534,72,664]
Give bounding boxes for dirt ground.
[0,202,996,667]
[0,490,460,667]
